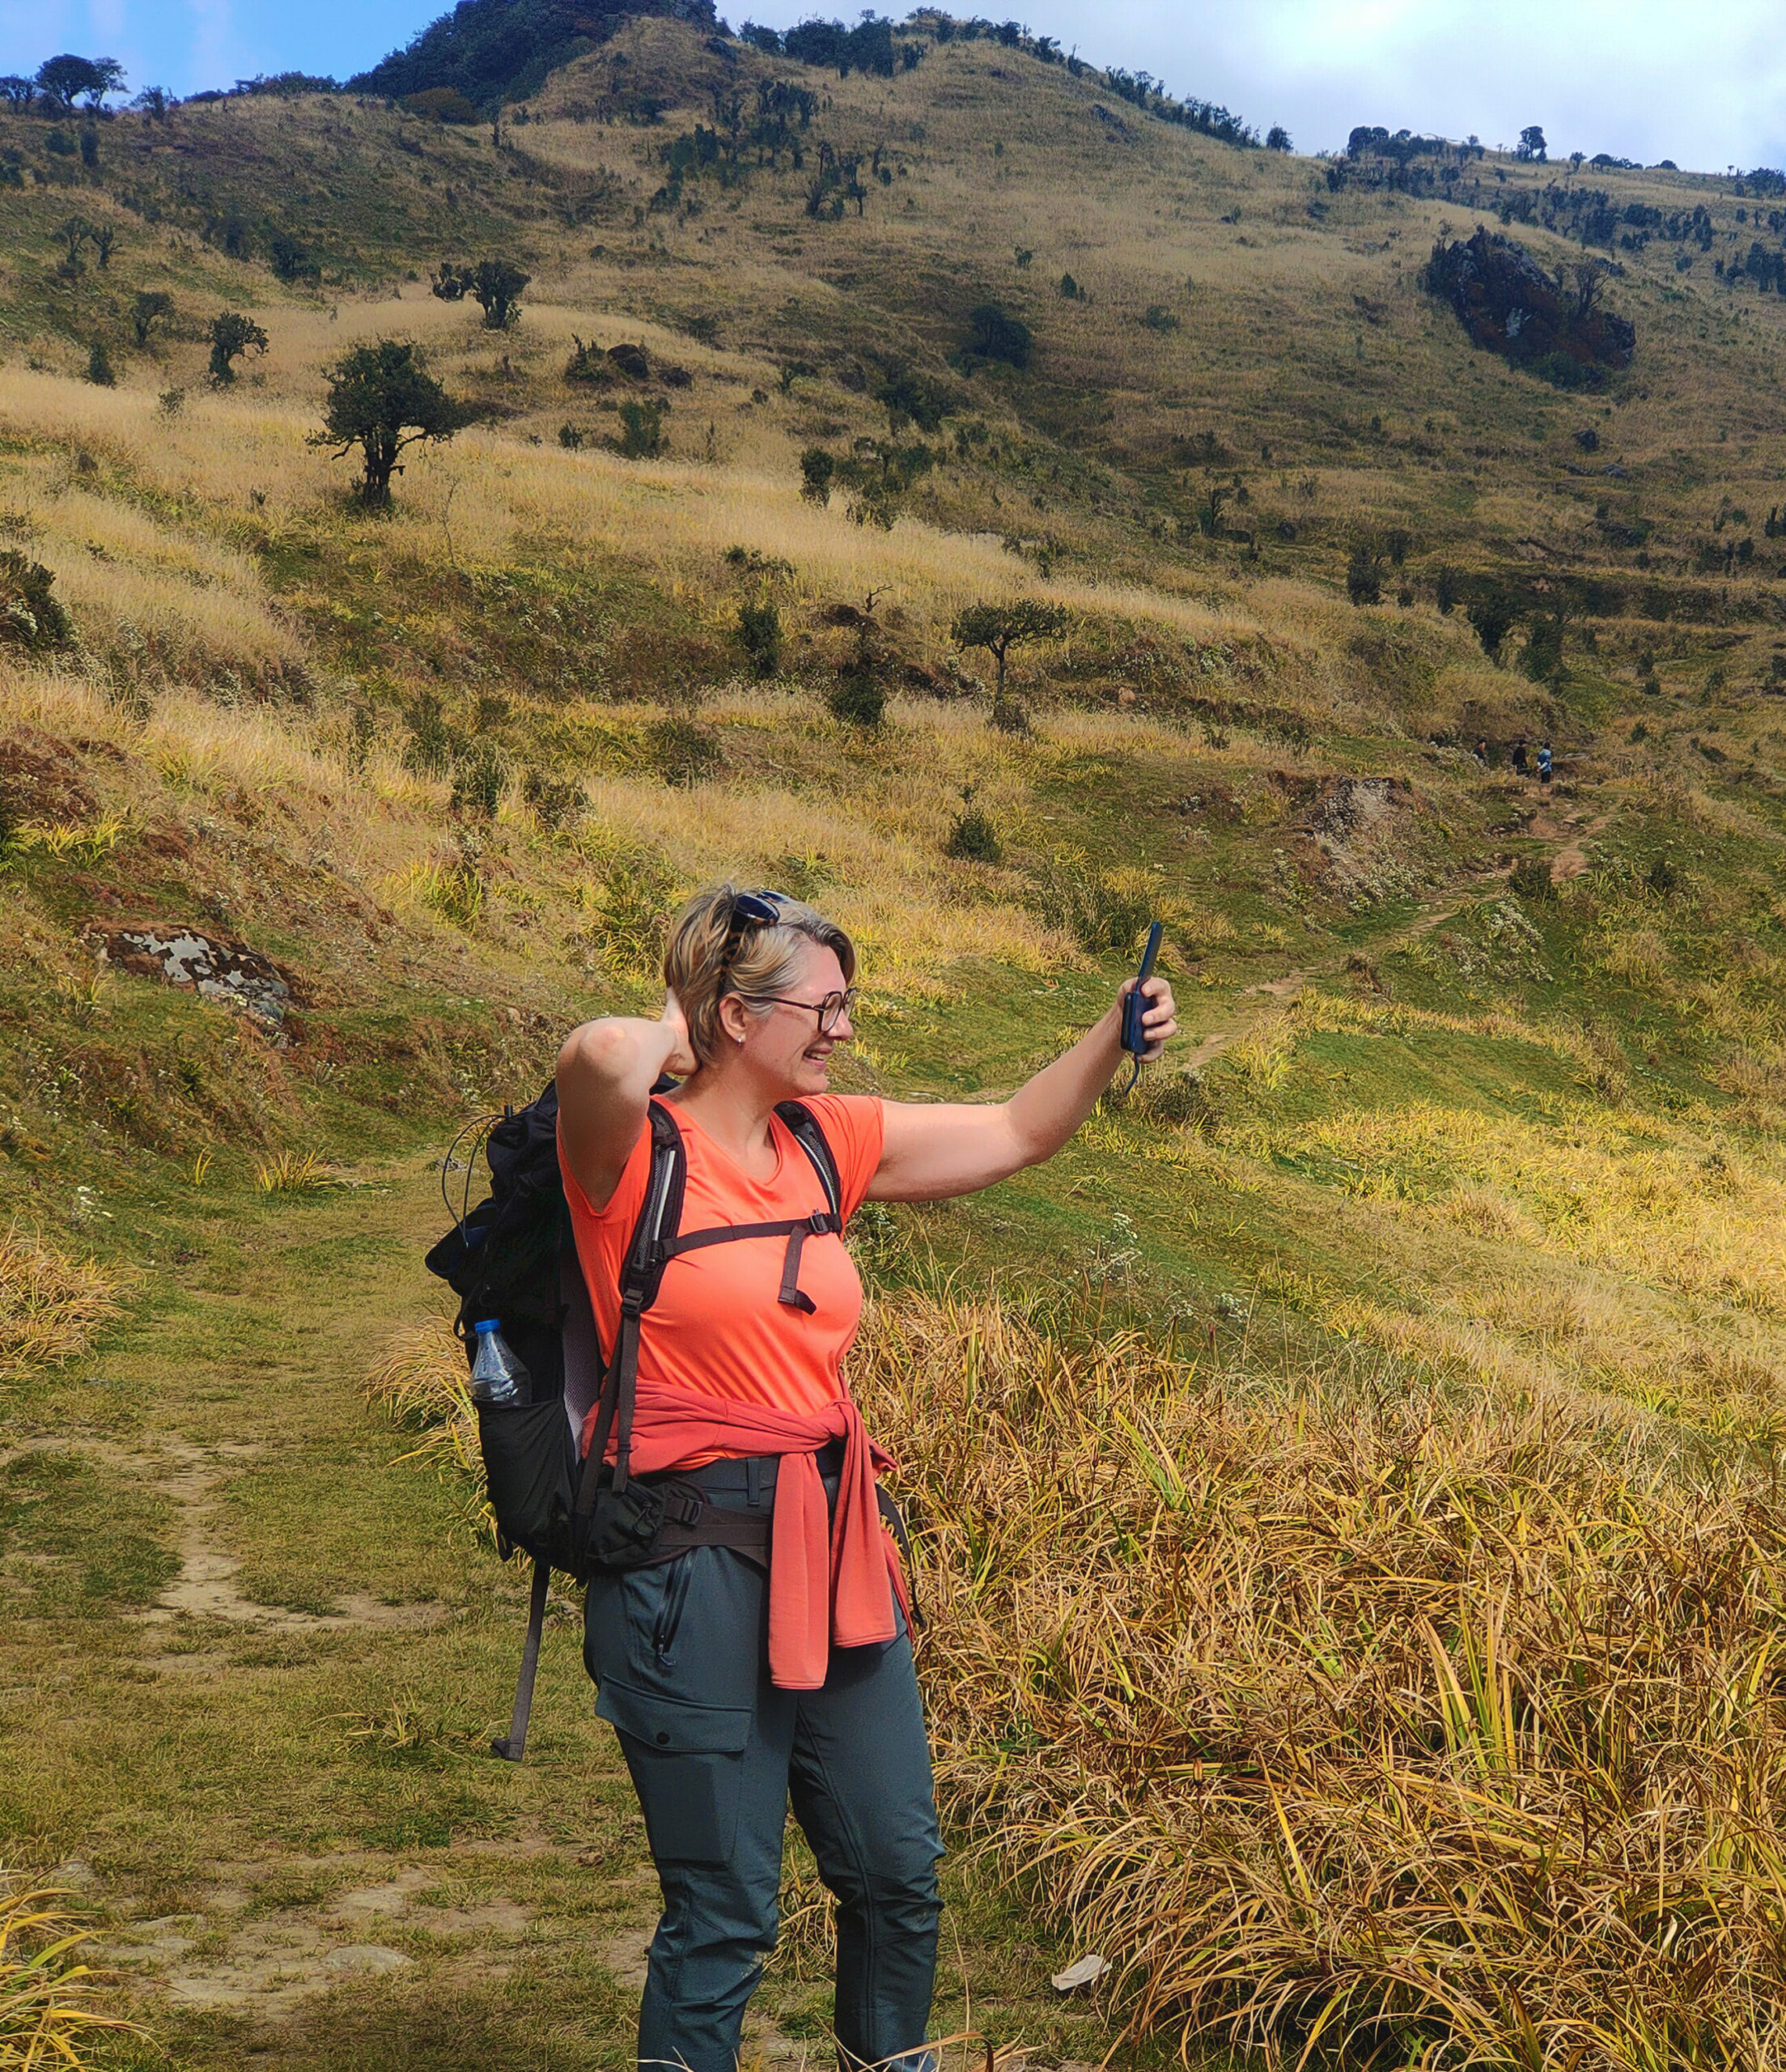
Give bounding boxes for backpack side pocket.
[477,1397,580,1572]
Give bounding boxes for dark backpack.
[425,1082,842,1759]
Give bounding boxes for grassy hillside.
[4,16,1786,2071]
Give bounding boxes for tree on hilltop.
[209,312,269,385]
[312,339,476,508]
[1517,125,1547,163]
[35,55,125,113]
[952,598,1070,729]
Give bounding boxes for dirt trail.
[1179,792,1601,1072]
[136,1438,448,1646]
[1,1173,670,2068]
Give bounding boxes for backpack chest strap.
[659,1212,842,1316]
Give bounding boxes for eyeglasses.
[759,987,858,1035]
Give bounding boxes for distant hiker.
[555,885,1177,2072]
[1538,742,1554,784]
[1474,737,1489,766]
[1512,738,1529,775]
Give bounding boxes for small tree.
[0,77,34,110]
[86,341,114,387]
[1346,546,1381,606]
[952,599,1069,724]
[800,446,835,505]
[132,291,173,347]
[269,231,316,282]
[964,301,1032,368]
[1517,125,1547,163]
[1266,125,1292,151]
[131,85,172,121]
[432,259,530,329]
[55,217,96,274]
[1523,606,1565,685]
[313,338,475,508]
[613,399,668,459]
[1466,588,1517,664]
[945,787,1002,862]
[90,222,117,269]
[209,312,269,385]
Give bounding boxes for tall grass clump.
[852,1287,1786,2072]
[0,1227,123,1376]
[364,1317,486,1535]
[0,1870,137,2065]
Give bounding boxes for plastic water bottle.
[469,1319,531,1407]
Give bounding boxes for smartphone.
[1122,922,1163,1059]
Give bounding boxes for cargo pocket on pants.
[596,1677,753,1865]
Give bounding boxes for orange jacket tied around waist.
[611,1382,907,1690]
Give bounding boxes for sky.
[2,0,1784,177]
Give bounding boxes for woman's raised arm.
[557,996,696,1212]
[868,974,1177,1203]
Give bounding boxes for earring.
[736,1033,745,1046]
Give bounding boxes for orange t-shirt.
[560,1094,885,1458]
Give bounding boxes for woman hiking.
[556,884,1177,2072]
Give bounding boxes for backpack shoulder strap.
[582,1099,685,1498]
[774,1099,842,1219]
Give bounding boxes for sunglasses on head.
[719,889,786,972]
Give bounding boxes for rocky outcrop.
[1423,228,1635,382]
[91,927,291,1030]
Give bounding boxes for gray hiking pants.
[583,1452,943,2072]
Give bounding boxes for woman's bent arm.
[557,1003,693,1212]
[868,979,1176,1202]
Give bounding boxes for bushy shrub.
[401,690,460,778]
[945,805,1003,863]
[800,446,835,505]
[520,767,583,828]
[613,399,668,460]
[827,663,885,727]
[1509,857,1555,902]
[964,302,1032,369]
[0,553,72,652]
[1466,589,1517,663]
[1346,546,1381,606]
[736,596,783,678]
[645,715,721,786]
[450,744,506,822]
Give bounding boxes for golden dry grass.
[0,1871,136,2069]
[855,1285,1786,2072]
[363,1317,487,1535]
[0,1227,125,1378]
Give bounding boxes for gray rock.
[92,925,292,1028]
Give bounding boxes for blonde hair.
[664,884,857,1066]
